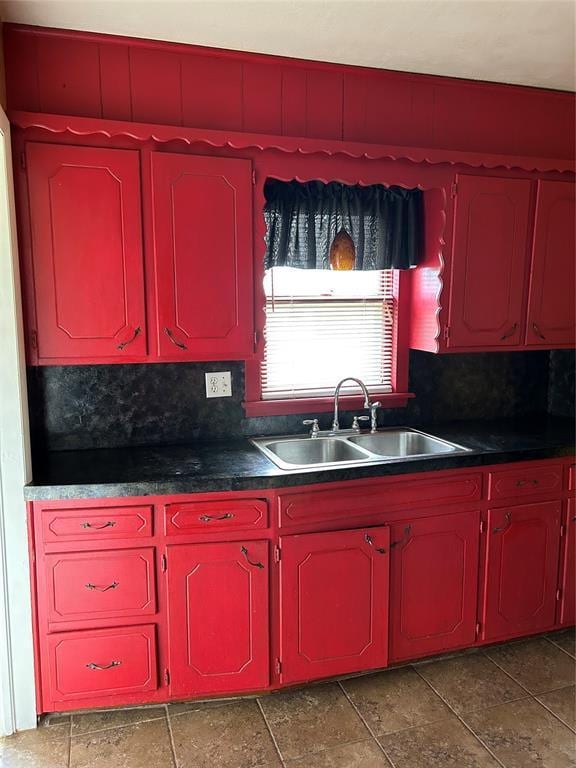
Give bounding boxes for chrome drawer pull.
[117,326,141,350]
[500,322,518,341]
[81,521,116,530]
[164,327,188,350]
[199,513,234,522]
[85,581,119,592]
[390,525,412,549]
[241,546,264,569]
[365,533,387,554]
[515,479,539,487]
[86,661,121,671]
[493,512,512,534]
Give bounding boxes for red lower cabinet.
[166,541,269,696]
[482,501,562,641]
[560,499,576,626]
[389,510,481,662]
[279,526,390,684]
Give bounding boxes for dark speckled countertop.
[24,416,575,500]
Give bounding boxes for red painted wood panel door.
[560,499,576,626]
[482,501,562,641]
[26,143,146,362]
[448,175,531,349]
[166,541,268,696]
[151,153,254,360]
[389,510,480,662]
[280,526,389,684]
[526,181,576,347]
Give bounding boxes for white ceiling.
[1,0,575,91]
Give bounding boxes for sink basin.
[260,437,368,469]
[348,429,464,457]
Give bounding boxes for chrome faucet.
[332,377,371,432]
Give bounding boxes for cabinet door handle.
[117,326,141,350]
[199,513,234,522]
[493,512,512,534]
[500,322,518,341]
[164,327,188,350]
[515,479,539,487]
[390,525,412,549]
[364,533,387,554]
[532,322,546,340]
[241,546,264,569]
[81,521,116,530]
[86,661,121,671]
[85,581,119,592]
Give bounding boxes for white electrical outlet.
[205,371,232,398]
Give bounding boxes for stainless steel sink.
[348,430,465,457]
[252,428,469,471]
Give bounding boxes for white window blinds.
[261,267,395,400]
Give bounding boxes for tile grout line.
[533,693,576,735]
[256,699,287,767]
[164,704,179,768]
[479,647,575,698]
[544,635,576,661]
[67,713,168,739]
[67,713,72,768]
[337,681,396,768]
[411,666,508,768]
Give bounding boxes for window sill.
[243,392,415,418]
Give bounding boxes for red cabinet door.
[526,181,576,347]
[560,499,576,626]
[389,510,480,662]
[166,541,269,696]
[151,153,254,360]
[448,175,531,349]
[280,526,389,684]
[26,143,146,362]
[482,501,562,641]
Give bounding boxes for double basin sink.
[252,428,469,471]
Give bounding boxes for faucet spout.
[332,377,370,432]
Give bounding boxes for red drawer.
[41,505,153,543]
[46,625,157,702]
[165,499,268,535]
[279,473,482,528]
[44,548,156,624]
[488,464,563,501]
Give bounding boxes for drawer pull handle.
[81,521,116,530]
[85,581,119,592]
[390,525,412,549]
[493,512,512,534]
[500,322,518,341]
[532,322,546,340]
[86,661,121,671]
[241,546,264,569]
[117,326,141,350]
[515,479,539,487]
[164,327,188,350]
[199,513,235,522]
[365,534,387,554]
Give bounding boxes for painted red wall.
[4,23,575,160]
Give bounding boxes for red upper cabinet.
[447,175,532,349]
[482,501,562,641]
[526,181,576,347]
[25,143,147,363]
[279,526,389,685]
[389,510,480,662]
[151,153,254,360]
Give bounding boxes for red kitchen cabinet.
[482,501,562,641]
[560,499,576,626]
[151,152,254,360]
[526,181,576,347]
[279,526,389,684]
[25,143,147,362]
[166,540,269,696]
[447,175,532,349]
[389,510,481,662]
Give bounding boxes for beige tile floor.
[1,629,574,768]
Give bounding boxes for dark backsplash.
[28,349,561,454]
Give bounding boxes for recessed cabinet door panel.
[389,510,480,662]
[482,501,562,641]
[26,143,146,361]
[527,181,576,347]
[560,499,575,626]
[151,153,253,360]
[167,541,269,696]
[448,175,531,348]
[280,526,389,684]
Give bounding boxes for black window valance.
[264,179,423,271]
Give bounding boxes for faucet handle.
[303,419,320,437]
[352,415,370,431]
